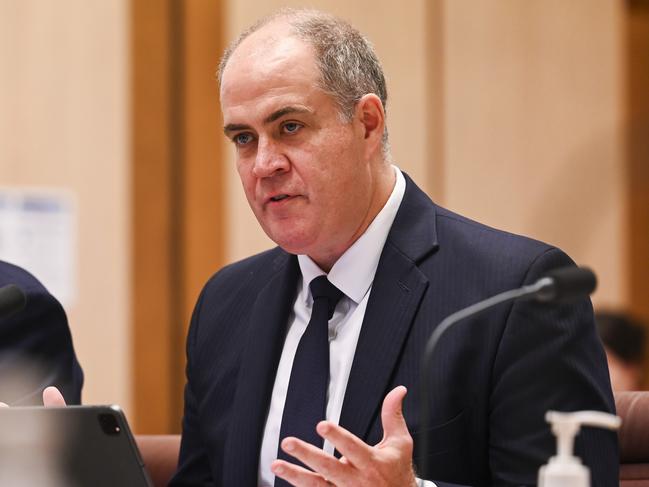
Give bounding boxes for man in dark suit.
[171,9,617,487]
[0,260,83,405]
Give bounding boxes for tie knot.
[309,275,343,320]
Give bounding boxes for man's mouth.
[270,194,290,202]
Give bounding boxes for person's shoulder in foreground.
[170,7,617,487]
[0,260,83,405]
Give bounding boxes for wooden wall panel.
[132,0,225,434]
[132,0,176,434]
[425,0,446,202]
[626,0,649,385]
[177,0,226,417]
[441,1,627,307]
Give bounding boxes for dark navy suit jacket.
[0,261,83,405]
[171,175,617,486]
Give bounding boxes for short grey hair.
[218,9,390,154]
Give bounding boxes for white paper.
[0,188,77,306]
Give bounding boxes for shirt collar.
[298,166,406,304]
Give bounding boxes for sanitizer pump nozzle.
[538,410,621,487]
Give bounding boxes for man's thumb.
[43,386,67,407]
[381,385,409,440]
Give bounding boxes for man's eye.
[234,133,254,145]
[282,122,302,134]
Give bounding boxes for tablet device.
[0,405,152,487]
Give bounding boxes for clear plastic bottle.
[538,410,621,487]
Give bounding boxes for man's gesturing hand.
[271,385,417,487]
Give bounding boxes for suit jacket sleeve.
[486,248,617,486]
[0,263,83,405]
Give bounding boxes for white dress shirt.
[258,167,434,487]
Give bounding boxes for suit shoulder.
[0,260,50,295]
[435,206,557,259]
[185,247,296,358]
[207,247,289,284]
[430,206,577,291]
[195,247,294,309]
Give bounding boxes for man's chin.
[274,241,312,256]
[266,233,314,256]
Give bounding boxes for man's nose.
[252,138,289,178]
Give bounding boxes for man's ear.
[355,93,385,156]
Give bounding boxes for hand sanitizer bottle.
[538,410,621,487]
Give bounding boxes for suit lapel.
[338,174,439,442]
[223,252,299,487]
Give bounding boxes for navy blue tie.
[275,276,343,486]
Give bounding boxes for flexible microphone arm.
[418,266,596,479]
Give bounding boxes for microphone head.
[536,266,597,303]
[0,284,27,319]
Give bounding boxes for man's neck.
[308,163,397,273]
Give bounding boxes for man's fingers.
[42,386,66,407]
[273,387,412,486]
[380,385,410,441]
[279,436,353,484]
[316,421,372,469]
[271,458,331,487]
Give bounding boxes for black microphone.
[534,266,597,303]
[418,266,596,478]
[0,284,27,319]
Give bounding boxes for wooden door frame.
[131,0,225,434]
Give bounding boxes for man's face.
[220,24,380,269]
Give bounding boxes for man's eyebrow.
[223,123,250,135]
[223,106,312,135]
[263,106,312,124]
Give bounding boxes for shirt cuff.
[416,477,437,487]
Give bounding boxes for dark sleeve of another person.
[0,263,83,405]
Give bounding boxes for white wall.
[0,0,131,410]
[441,0,627,307]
